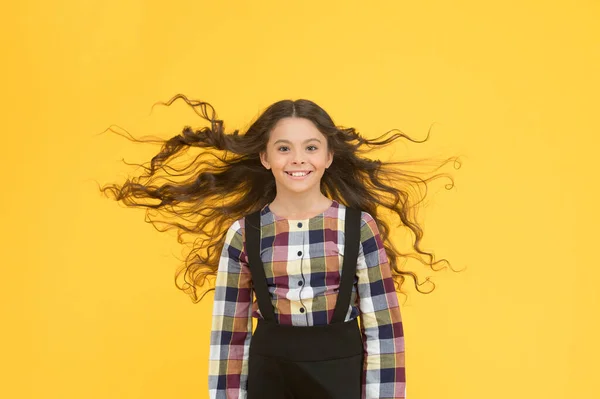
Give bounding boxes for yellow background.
[2,0,598,398]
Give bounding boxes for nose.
[292,152,306,164]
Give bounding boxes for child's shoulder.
[338,205,379,238]
[223,217,245,242]
[332,201,374,225]
[358,209,375,224]
[357,210,382,240]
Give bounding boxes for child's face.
[260,117,333,195]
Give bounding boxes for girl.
[101,94,459,399]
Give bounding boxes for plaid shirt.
[208,199,406,399]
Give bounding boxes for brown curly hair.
[98,93,463,303]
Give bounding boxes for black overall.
[245,207,364,399]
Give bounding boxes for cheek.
[271,159,287,170]
[316,155,330,167]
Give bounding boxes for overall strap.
[245,210,276,322]
[331,207,361,323]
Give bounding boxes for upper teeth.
[289,172,308,176]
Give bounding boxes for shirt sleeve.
[356,212,406,399]
[208,219,253,399]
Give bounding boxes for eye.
[277,145,318,152]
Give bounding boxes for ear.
[260,150,270,170]
[326,149,334,168]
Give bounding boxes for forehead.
[269,117,323,140]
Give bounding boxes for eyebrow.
[273,138,322,145]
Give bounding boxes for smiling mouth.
[285,171,313,177]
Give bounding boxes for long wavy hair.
[99,94,463,303]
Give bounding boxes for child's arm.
[356,212,406,399]
[208,220,253,399]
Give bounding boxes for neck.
[268,194,333,219]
